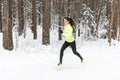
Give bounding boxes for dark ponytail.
[64,17,76,33]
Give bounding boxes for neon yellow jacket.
[62,24,75,42]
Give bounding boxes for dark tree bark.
[18,0,24,36]
[2,0,13,50]
[38,0,43,25]
[106,0,111,19]
[78,0,83,37]
[58,0,62,40]
[109,1,114,46]
[71,0,75,19]
[96,0,102,38]
[12,0,17,27]
[0,0,2,32]
[112,3,117,39]
[118,0,120,41]
[32,0,37,39]
[38,4,41,25]
[42,0,51,45]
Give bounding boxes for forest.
[0,0,120,50]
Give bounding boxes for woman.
[58,17,84,67]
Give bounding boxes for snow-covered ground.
[0,27,120,80]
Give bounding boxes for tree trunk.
[78,0,83,37]
[119,21,120,41]
[38,0,43,25]
[78,29,80,37]
[32,0,37,39]
[12,0,18,27]
[106,0,111,19]
[112,3,117,39]
[42,0,51,45]
[117,0,120,41]
[118,23,120,41]
[38,5,41,25]
[58,0,62,40]
[71,0,75,19]
[0,0,2,32]
[89,0,95,11]
[71,0,76,38]
[67,0,71,17]
[18,0,24,36]
[2,0,13,50]
[109,1,114,46]
[96,0,102,38]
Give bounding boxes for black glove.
[59,29,63,33]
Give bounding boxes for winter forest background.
[0,0,120,50]
[0,1,120,80]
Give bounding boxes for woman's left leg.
[71,41,83,62]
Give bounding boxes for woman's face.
[64,19,69,25]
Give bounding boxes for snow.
[0,27,120,80]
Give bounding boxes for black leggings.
[59,41,83,63]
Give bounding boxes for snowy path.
[0,45,120,80]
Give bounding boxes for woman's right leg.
[71,41,83,62]
[59,41,70,64]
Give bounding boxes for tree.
[2,0,13,50]
[118,0,120,41]
[37,0,43,25]
[58,0,63,40]
[71,0,76,38]
[77,0,83,37]
[109,0,115,46]
[0,0,2,32]
[42,0,51,45]
[70,0,75,19]
[106,0,111,19]
[18,0,24,36]
[31,0,37,39]
[115,0,120,41]
[111,0,118,40]
[96,0,102,38]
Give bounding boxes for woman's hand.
[59,29,63,33]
